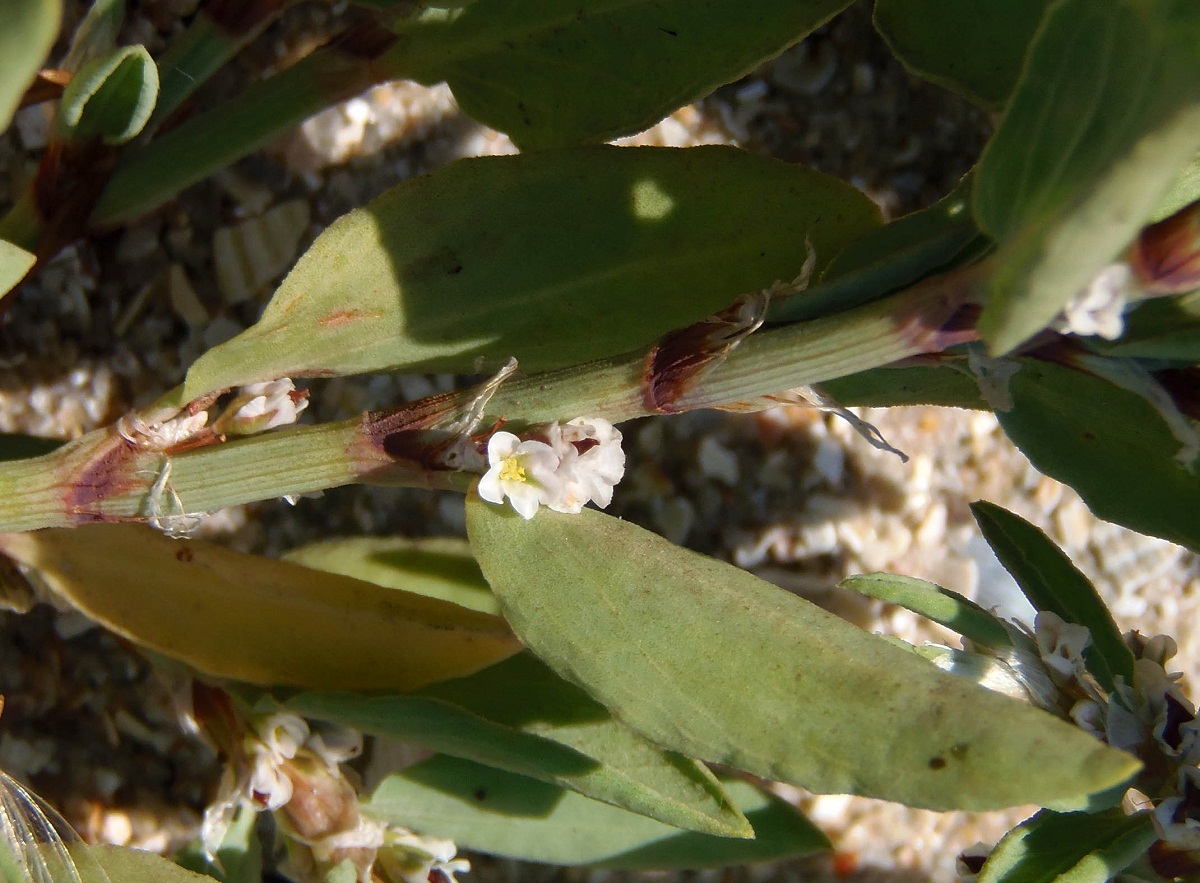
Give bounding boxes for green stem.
[0,270,977,533]
[478,270,976,425]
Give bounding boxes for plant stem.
[0,269,978,533]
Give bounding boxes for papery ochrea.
[477,418,625,519]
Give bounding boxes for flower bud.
[1132,200,1200,295]
[213,379,308,436]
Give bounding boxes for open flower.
[477,431,563,519]
[547,418,626,513]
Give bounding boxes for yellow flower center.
[498,456,527,483]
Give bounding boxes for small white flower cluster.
[204,710,469,883]
[1024,617,1200,854]
[1055,263,1133,340]
[119,379,307,451]
[478,417,625,519]
[377,829,471,883]
[202,712,361,856]
[214,378,308,436]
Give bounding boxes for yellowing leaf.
[0,525,519,691]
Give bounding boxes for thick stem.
[0,269,980,533]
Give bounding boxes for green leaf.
[995,357,1200,553]
[971,502,1133,693]
[81,844,218,882]
[0,239,35,301]
[1153,153,1200,222]
[840,572,1012,649]
[973,0,1200,354]
[61,0,124,73]
[467,500,1141,811]
[873,0,1052,109]
[368,756,827,869]
[284,535,500,615]
[0,0,60,133]
[57,44,159,144]
[1097,292,1200,362]
[821,361,989,409]
[0,524,520,691]
[287,651,751,837]
[183,145,878,399]
[393,0,853,149]
[770,175,983,323]
[978,809,1157,883]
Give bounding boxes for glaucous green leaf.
[287,652,751,837]
[0,239,35,301]
[971,502,1133,693]
[1098,292,1200,362]
[57,44,159,144]
[182,146,879,400]
[368,756,826,869]
[873,0,1051,109]
[0,524,520,691]
[1153,153,1200,222]
[61,0,123,73]
[974,0,1200,354]
[0,0,60,133]
[978,809,1157,883]
[821,361,989,409]
[284,535,499,615]
[771,176,983,323]
[840,572,1012,649]
[467,500,1140,811]
[392,0,853,149]
[995,357,1200,553]
[81,844,217,882]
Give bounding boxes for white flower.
[477,419,626,518]
[1033,611,1091,681]
[1154,767,1200,849]
[379,829,470,883]
[477,431,563,519]
[1055,263,1131,340]
[214,379,308,436]
[546,418,626,513]
[253,712,309,760]
[118,411,208,449]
